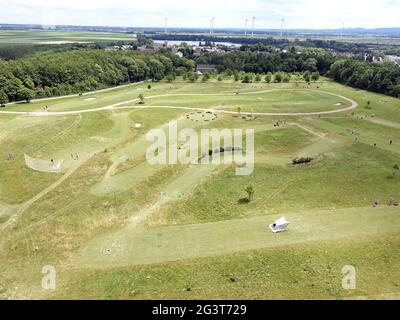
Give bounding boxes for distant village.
[105,39,241,57]
[105,34,400,69]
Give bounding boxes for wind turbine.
[210,17,215,34]
[251,16,255,37]
[280,18,285,37]
[164,17,168,34]
[245,18,248,36]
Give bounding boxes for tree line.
[329,59,400,97]
[1,42,399,106]
[195,45,400,97]
[0,49,194,105]
[196,46,334,74]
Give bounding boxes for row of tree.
[182,70,320,84]
[0,49,194,104]
[329,59,400,97]
[196,47,334,75]
[196,45,399,97]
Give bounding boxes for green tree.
[138,94,145,104]
[187,71,198,83]
[148,59,165,81]
[17,87,34,103]
[242,73,253,83]
[311,71,320,81]
[274,72,283,83]
[265,72,273,83]
[24,78,35,90]
[202,71,212,82]
[304,58,318,72]
[0,90,8,107]
[283,73,291,83]
[394,84,400,98]
[166,74,176,83]
[303,71,311,83]
[245,186,255,202]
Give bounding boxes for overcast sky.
[1,0,399,29]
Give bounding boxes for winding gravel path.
[0,89,358,117]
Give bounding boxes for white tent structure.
[269,217,290,233]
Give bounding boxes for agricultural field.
[0,30,135,46]
[0,78,399,300]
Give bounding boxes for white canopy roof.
[269,217,290,233]
[274,217,289,227]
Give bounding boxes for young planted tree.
[202,71,212,82]
[242,73,253,83]
[187,71,198,83]
[311,71,320,82]
[265,72,273,83]
[274,72,283,83]
[245,186,255,202]
[303,71,311,83]
[166,74,175,83]
[283,73,291,83]
[138,94,145,104]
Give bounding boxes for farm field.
[0,78,399,300]
[0,30,135,45]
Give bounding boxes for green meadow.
[0,78,399,300]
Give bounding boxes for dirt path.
[0,90,359,117]
[0,112,132,231]
[3,81,145,107]
[80,206,400,268]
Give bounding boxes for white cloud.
[0,0,399,29]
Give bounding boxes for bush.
[292,157,314,165]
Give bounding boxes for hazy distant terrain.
[1,24,399,46]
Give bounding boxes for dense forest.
[0,43,109,60]
[0,50,194,104]
[329,59,400,97]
